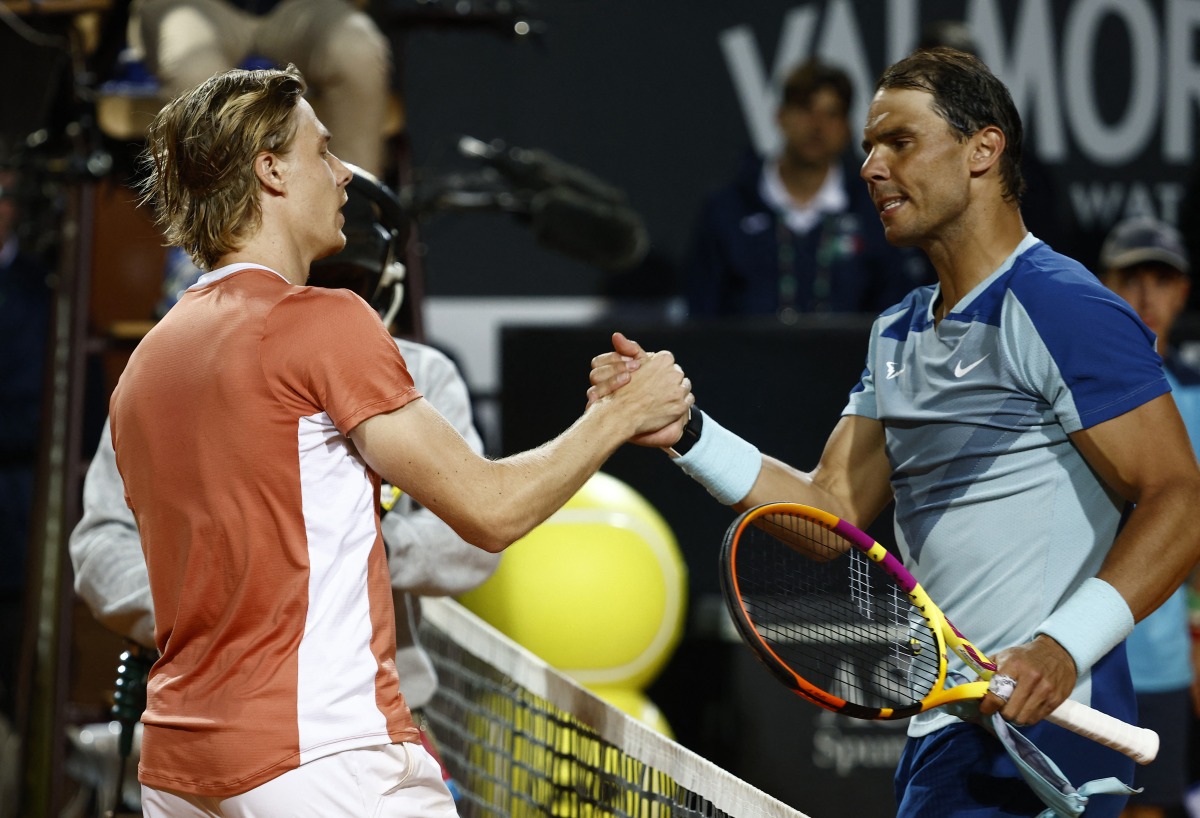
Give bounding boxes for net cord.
[421,597,813,818]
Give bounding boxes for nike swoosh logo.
[954,356,989,378]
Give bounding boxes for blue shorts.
[895,718,1137,817]
[1126,688,1189,808]
[895,650,1137,817]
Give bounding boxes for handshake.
[585,331,763,508]
[585,332,694,451]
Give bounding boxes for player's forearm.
[1034,479,1200,677]
[447,404,632,551]
[1098,480,1200,621]
[739,456,826,510]
[364,395,637,553]
[360,354,690,551]
[737,456,881,523]
[734,417,893,530]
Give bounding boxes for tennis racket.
[719,502,1159,765]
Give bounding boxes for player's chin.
[313,233,348,262]
[881,223,920,248]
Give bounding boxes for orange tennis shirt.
[110,265,422,796]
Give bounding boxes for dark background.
[392,0,1193,307]
[427,4,1200,812]
[5,1,1199,814]
[500,319,904,816]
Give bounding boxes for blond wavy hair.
[139,65,307,270]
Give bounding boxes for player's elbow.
[1157,468,1200,524]
[458,525,515,554]
[454,505,541,554]
[424,463,549,553]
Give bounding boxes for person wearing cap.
[1099,216,1200,818]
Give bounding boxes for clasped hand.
[589,332,693,448]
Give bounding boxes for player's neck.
[213,257,308,286]
[927,206,1027,314]
[219,236,311,286]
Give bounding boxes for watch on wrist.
[668,408,703,457]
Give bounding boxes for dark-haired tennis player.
[590,48,1200,817]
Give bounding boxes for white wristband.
[1035,578,1134,675]
[672,411,761,505]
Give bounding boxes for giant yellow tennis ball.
[588,685,674,738]
[458,471,686,690]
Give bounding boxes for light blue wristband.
[672,410,761,505]
[1035,578,1134,675]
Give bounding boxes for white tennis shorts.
[141,742,459,817]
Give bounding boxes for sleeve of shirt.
[1004,270,1169,433]
[262,287,421,433]
[1166,369,1200,446]
[68,421,157,648]
[842,316,883,420]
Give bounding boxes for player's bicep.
[813,415,894,525]
[1071,392,1198,502]
[350,398,491,530]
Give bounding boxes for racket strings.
[738,515,942,710]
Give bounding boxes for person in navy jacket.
[684,58,931,320]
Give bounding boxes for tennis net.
[419,597,812,818]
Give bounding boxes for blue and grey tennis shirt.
[844,233,1168,737]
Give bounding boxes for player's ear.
[254,150,287,195]
[968,125,1006,178]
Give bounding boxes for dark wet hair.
[877,47,1025,202]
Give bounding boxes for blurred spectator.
[1098,216,1198,818]
[683,58,930,320]
[1178,160,1200,314]
[131,0,391,176]
[0,180,51,728]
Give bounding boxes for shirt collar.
[928,232,1042,321]
[760,159,848,234]
[189,262,289,291]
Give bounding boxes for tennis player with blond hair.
[115,64,693,815]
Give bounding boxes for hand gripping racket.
[719,502,1158,765]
